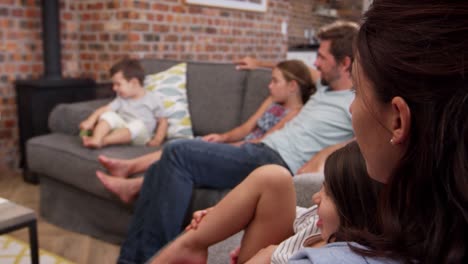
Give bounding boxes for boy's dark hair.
[323,141,382,243]
[317,21,359,66]
[110,58,145,86]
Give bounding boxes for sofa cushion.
[48,99,111,135]
[145,63,194,140]
[27,133,159,200]
[139,59,180,76]
[186,62,247,136]
[293,172,324,208]
[240,69,272,123]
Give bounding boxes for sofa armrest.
[48,99,112,135]
[293,172,324,208]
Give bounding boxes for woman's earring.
[390,138,395,145]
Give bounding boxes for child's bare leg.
[100,128,132,147]
[96,171,143,203]
[151,164,296,264]
[82,120,111,148]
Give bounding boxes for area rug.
[0,235,74,264]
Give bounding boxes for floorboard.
[0,166,120,264]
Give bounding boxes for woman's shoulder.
[288,242,400,264]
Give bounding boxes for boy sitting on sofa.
[80,58,168,148]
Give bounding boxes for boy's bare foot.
[96,171,143,204]
[150,236,207,264]
[98,155,132,178]
[82,136,102,149]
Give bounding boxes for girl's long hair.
[323,142,382,242]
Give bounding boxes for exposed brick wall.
[0,0,42,168]
[0,0,291,169]
[0,0,363,169]
[61,0,290,81]
[289,0,362,48]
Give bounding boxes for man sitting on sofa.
[118,21,358,264]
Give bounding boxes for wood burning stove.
[15,0,96,183]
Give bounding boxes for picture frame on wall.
[186,0,268,12]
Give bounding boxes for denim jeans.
[118,139,289,264]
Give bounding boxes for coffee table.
[0,197,39,264]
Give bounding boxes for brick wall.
[0,0,362,169]
[289,0,336,48]
[289,0,363,48]
[0,0,42,168]
[0,0,291,169]
[63,0,290,81]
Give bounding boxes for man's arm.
[296,139,354,174]
[234,57,276,70]
[234,57,321,84]
[203,97,273,143]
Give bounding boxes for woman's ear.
[390,96,411,145]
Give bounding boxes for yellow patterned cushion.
[144,63,194,139]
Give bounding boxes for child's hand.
[79,120,94,131]
[184,208,212,231]
[147,140,163,147]
[229,246,241,264]
[202,134,226,143]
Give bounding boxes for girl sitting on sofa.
[150,141,382,264]
[96,60,316,203]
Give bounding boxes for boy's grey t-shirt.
[109,92,167,134]
[262,84,355,173]
[288,242,400,264]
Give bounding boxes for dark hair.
[110,58,145,85]
[323,141,382,243]
[275,60,316,104]
[317,20,359,68]
[353,0,468,263]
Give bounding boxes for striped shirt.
[271,205,321,264]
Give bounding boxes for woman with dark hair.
[149,141,382,264]
[290,0,468,263]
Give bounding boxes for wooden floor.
[0,166,120,264]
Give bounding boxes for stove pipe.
[41,0,62,80]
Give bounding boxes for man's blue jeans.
[117,139,289,264]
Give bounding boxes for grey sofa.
[26,59,323,262]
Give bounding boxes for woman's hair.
[275,60,316,104]
[323,141,382,242]
[110,58,145,85]
[354,0,468,262]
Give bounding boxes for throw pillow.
[144,63,194,139]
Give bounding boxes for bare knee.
[249,165,293,191]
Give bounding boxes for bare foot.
[150,236,207,264]
[98,155,132,178]
[82,136,102,149]
[96,171,143,204]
